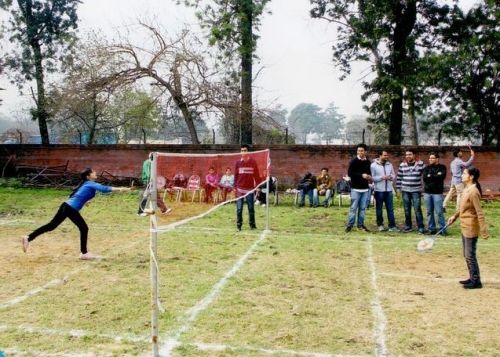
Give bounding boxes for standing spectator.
[345,144,372,232]
[370,150,398,232]
[443,146,475,210]
[219,167,234,201]
[396,150,426,234]
[234,145,260,231]
[297,172,316,207]
[138,154,172,216]
[447,167,489,289]
[313,168,333,207]
[423,152,447,235]
[204,167,219,203]
[256,176,277,206]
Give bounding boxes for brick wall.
[1,144,499,190]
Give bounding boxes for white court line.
[1,232,146,310]
[0,267,87,310]
[0,347,95,357]
[380,272,500,284]
[190,341,361,357]
[0,218,35,226]
[159,229,269,356]
[0,323,148,343]
[366,236,388,357]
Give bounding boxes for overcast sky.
[0,0,480,122]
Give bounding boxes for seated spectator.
[172,173,187,188]
[336,176,352,195]
[256,176,277,206]
[298,172,316,207]
[204,167,219,203]
[219,167,235,201]
[313,168,333,207]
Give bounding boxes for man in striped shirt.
[396,150,426,234]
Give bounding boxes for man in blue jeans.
[345,143,372,232]
[370,150,398,232]
[396,150,426,233]
[298,172,316,207]
[422,152,447,235]
[234,145,260,231]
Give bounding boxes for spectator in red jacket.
[234,144,260,231]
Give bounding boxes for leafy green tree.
[47,39,118,144]
[420,2,499,147]
[321,102,345,143]
[179,0,271,145]
[310,0,446,145]
[287,102,345,144]
[112,90,161,144]
[287,103,323,144]
[0,0,80,144]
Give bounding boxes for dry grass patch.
[183,235,375,356]
[1,188,499,356]
[372,236,500,356]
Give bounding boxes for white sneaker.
[163,208,172,215]
[378,226,385,232]
[22,236,29,253]
[144,208,155,215]
[79,252,97,260]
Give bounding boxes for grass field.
[1,187,499,356]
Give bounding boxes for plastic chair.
[180,175,202,202]
[336,178,352,207]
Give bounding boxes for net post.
[150,152,159,356]
[265,174,270,231]
[265,151,271,231]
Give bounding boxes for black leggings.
[28,202,89,254]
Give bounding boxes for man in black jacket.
[422,152,447,235]
[297,172,316,207]
[346,144,372,232]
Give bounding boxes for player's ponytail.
[467,167,482,197]
[69,167,93,198]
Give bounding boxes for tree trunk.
[88,92,98,144]
[175,98,199,144]
[389,0,417,145]
[240,0,253,145]
[24,0,50,145]
[223,104,240,144]
[389,91,403,145]
[406,88,418,145]
[164,61,200,144]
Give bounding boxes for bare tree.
[87,23,234,145]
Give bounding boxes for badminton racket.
[417,224,449,252]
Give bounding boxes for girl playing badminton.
[22,168,131,260]
[447,167,489,289]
